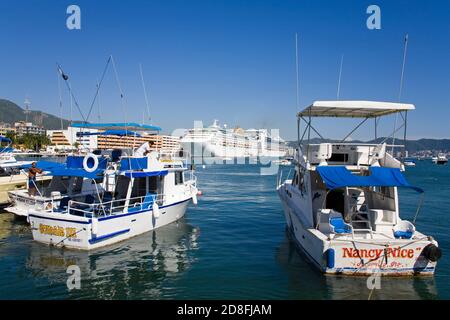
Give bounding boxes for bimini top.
[298,101,415,118]
[0,136,12,143]
[76,129,142,137]
[316,166,423,193]
[123,170,168,178]
[71,122,161,132]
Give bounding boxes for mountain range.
[0,98,70,130]
[1,98,450,152]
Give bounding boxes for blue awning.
[76,129,142,137]
[123,170,168,178]
[20,160,65,171]
[0,136,12,143]
[66,156,108,170]
[45,168,104,179]
[71,122,161,132]
[316,166,424,193]
[120,157,148,171]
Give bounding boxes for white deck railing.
[67,193,166,218]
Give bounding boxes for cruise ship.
[180,120,288,158]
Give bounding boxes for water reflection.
[276,229,438,300]
[0,212,29,242]
[25,218,200,299]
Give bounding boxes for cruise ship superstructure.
[181,120,288,158]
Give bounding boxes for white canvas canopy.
[298,101,415,118]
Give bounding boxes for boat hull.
[0,175,51,205]
[277,186,438,276]
[28,197,192,250]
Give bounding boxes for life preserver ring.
[83,153,99,173]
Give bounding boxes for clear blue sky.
[0,0,449,140]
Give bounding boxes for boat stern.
[322,238,440,276]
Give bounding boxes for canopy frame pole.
[380,120,405,145]
[374,117,378,140]
[340,117,369,143]
[299,117,324,140]
[403,111,408,160]
[306,107,312,159]
[300,122,308,143]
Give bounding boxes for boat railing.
[66,193,166,218]
[185,170,197,188]
[305,142,405,149]
[9,192,54,210]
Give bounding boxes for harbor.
[1,0,450,305]
[0,160,448,299]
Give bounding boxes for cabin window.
[292,172,298,185]
[44,176,70,196]
[329,153,349,162]
[115,176,130,201]
[175,171,184,185]
[70,177,83,193]
[130,177,147,204]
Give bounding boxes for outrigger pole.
[392,34,409,158]
[295,33,301,149]
[139,63,152,124]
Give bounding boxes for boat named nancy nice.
[277,101,441,276]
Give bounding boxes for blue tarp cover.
[124,170,168,178]
[316,166,424,193]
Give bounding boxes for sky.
[1,0,450,140]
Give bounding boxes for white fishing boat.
[27,123,199,250]
[403,160,416,167]
[181,120,287,159]
[432,154,448,165]
[272,157,293,166]
[0,136,51,205]
[5,157,106,217]
[277,101,441,276]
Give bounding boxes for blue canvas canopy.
[20,160,65,171]
[0,136,12,143]
[120,158,148,171]
[44,168,104,179]
[72,122,161,132]
[316,166,424,193]
[123,170,168,178]
[76,129,142,137]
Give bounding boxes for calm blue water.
[0,160,448,299]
